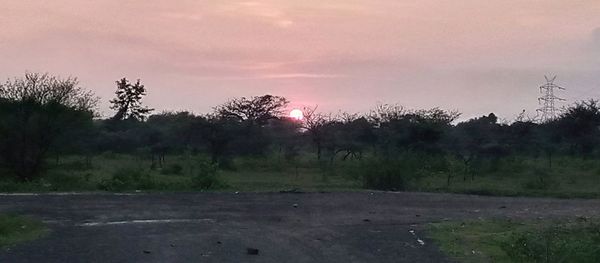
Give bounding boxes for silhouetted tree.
[110,78,153,121]
[555,100,600,156]
[0,73,96,181]
[215,95,288,126]
[301,106,333,160]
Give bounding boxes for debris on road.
[246,248,259,255]
[408,230,426,246]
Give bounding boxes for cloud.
[217,1,294,28]
[592,27,600,50]
[162,12,203,21]
[256,73,345,79]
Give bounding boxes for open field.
[2,154,600,199]
[0,192,599,262]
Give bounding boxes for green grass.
[222,169,360,192]
[396,155,600,198]
[0,154,360,192]
[427,218,600,263]
[2,154,600,198]
[0,214,47,248]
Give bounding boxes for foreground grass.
[0,214,47,248]
[427,218,600,263]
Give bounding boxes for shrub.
[354,158,406,191]
[191,160,227,190]
[160,163,184,175]
[98,167,154,191]
[523,168,558,190]
[45,172,85,191]
[55,160,93,171]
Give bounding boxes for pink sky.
[2,1,600,120]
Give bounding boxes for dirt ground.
[1,191,599,262]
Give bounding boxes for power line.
[536,75,565,123]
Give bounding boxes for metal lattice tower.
[536,75,565,123]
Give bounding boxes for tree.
[110,78,153,121]
[451,113,507,180]
[199,115,242,166]
[214,95,288,126]
[0,73,96,181]
[301,106,333,160]
[554,100,600,156]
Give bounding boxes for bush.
[160,163,184,175]
[98,167,155,191]
[191,160,227,190]
[354,158,406,191]
[45,172,85,191]
[55,160,93,171]
[523,168,558,190]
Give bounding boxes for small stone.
[143,250,151,254]
[292,203,298,208]
[363,219,371,222]
[247,248,259,255]
[499,206,507,209]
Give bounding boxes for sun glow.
[289,109,303,121]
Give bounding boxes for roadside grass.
[413,157,600,198]
[0,214,47,248]
[427,218,600,263]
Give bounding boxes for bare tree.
[301,106,333,160]
[368,103,407,126]
[0,72,97,110]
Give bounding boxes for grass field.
[0,154,361,192]
[0,214,47,248]
[1,153,600,199]
[427,218,600,263]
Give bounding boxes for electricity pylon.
[536,75,565,123]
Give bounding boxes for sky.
[1,0,600,120]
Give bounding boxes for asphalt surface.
[1,191,599,263]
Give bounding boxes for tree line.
[1,73,599,182]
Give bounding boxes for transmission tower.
[536,75,565,123]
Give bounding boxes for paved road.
[1,191,599,262]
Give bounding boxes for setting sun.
[289,109,303,121]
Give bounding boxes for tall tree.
[0,73,96,181]
[110,78,153,121]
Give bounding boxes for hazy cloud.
[1,0,600,118]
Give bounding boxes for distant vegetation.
[1,72,600,196]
